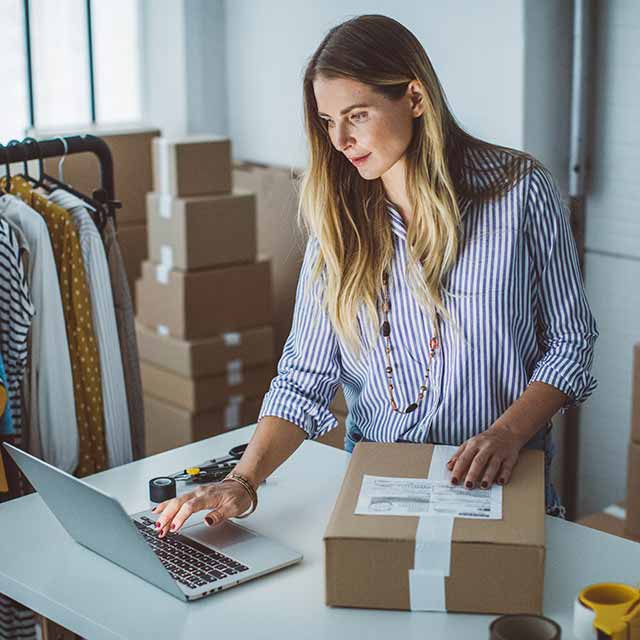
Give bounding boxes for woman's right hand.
[151,480,253,538]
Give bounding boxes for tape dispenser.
[573,582,640,640]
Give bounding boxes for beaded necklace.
[380,270,441,414]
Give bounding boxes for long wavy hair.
[298,14,541,361]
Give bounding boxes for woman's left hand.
[446,422,528,489]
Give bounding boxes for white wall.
[224,0,527,168]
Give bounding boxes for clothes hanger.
[0,144,11,195]
[32,136,109,231]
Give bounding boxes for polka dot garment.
[5,176,108,476]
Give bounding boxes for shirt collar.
[386,194,473,241]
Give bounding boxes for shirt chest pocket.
[444,225,518,297]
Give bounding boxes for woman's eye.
[351,112,368,121]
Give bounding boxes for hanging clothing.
[0,193,78,473]
[103,218,146,460]
[5,176,108,476]
[0,351,12,437]
[49,189,133,467]
[0,216,35,442]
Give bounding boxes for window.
[0,0,141,144]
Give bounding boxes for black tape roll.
[149,476,177,503]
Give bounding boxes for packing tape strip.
[160,245,174,271]
[226,358,243,386]
[409,444,457,611]
[223,332,241,347]
[157,138,171,194]
[224,395,244,430]
[159,194,172,219]
[157,324,169,337]
[155,263,169,285]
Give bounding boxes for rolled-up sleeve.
[257,236,341,438]
[525,166,599,414]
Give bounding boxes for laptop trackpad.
[183,521,256,550]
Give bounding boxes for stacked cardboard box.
[136,135,275,455]
[28,124,160,308]
[577,502,639,542]
[578,342,640,541]
[626,342,640,538]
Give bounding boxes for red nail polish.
[205,516,213,526]
[498,478,505,485]
[481,481,488,489]
[451,477,458,485]
[465,481,473,489]
[170,523,176,531]
[155,522,161,528]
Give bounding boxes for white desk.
[0,425,638,639]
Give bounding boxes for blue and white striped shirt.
[258,159,599,445]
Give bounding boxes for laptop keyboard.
[134,516,250,589]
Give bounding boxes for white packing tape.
[408,444,456,612]
[160,245,174,271]
[223,332,241,347]
[224,395,244,430]
[155,263,169,285]
[159,194,172,219]
[157,138,171,194]
[156,324,169,337]
[226,359,243,386]
[603,504,627,520]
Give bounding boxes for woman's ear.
[407,80,426,118]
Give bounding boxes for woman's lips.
[350,153,371,166]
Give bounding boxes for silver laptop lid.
[2,442,185,600]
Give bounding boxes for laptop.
[2,442,302,601]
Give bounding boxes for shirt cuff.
[257,390,339,439]
[529,357,598,414]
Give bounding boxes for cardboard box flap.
[324,443,544,548]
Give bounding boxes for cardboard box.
[147,190,256,270]
[136,259,272,339]
[117,223,148,308]
[233,163,303,360]
[632,343,640,444]
[324,443,545,614]
[30,123,160,225]
[578,502,640,542]
[626,441,640,538]
[152,135,232,197]
[136,320,274,378]
[144,394,262,456]
[140,360,274,413]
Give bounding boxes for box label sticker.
[354,475,502,519]
[155,264,169,285]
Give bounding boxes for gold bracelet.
[222,471,258,518]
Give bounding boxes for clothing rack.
[1,134,121,222]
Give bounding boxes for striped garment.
[258,156,599,445]
[0,217,35,438]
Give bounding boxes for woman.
[153,14,598,536]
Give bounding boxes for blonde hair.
[298,14,541,361]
